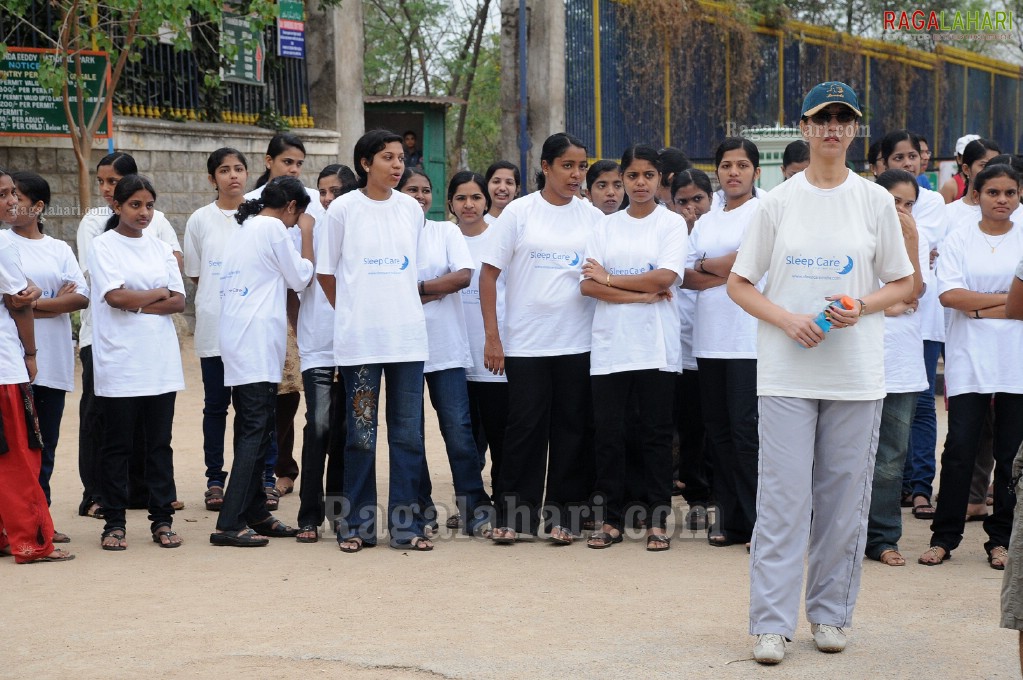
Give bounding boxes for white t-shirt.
[676,287,698,371]
[316,189,428,366]
[914,187,948,342]
[688,197,761,359]
[731,171,914,400]
[88,230,185,397]
[418,219,475,373]
[7,231,88,391]
[183,202,238,358]
[219,215,314,386]
[481,192,601,356]
[461,226,507,383]
[937,223,1023,396]
[587,205,687,375]
[0,231,29,384]
[884,234,929,394]
[77,206,181,348]
[296,220,336,372]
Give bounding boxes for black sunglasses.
[809,109,857,125]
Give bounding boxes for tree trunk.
[451,0,491,171]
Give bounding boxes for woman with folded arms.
[581,145,685,551]
[89,174,186,551]
[0,167,72,564]
[8,172,88,544]
[919,163,1023,569]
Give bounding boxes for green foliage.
[363,0,454,95]
[446,32,500,171]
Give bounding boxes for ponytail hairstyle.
[656,147,691,188]
[875,169,920,199]
[961,138,1003,193]
[236,175,311,225]
[353,129,403,189]
[96,151,138,176]
[535,132,586,191]
[972,162,1021,195]
[670,168,713,199]
[11,171,51,232]
[105,174,157,231]
[207,147,248,177]
[447,170,491,213]
[397,166,431,192]
[255,133,306,188]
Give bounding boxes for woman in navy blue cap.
[727,81,915,664]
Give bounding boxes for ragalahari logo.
[883,9,1013,32]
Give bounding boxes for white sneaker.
[810,623,847,653]
[753,633,786,664]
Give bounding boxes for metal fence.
[566,0,1023,163]
[1,3,313,129]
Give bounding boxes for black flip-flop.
[209,529,269,547]
[249,517,299,537]
[586,531,623,549]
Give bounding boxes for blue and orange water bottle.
[813,296,857,333]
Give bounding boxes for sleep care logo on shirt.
[784,254,854,281]
[608,263,655,275]
[529,249,581,270]
[219,269,249,298]
[363,255,410,275]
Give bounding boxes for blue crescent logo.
[837,257,853,275]
[569,252,580,266]
[240,287,249,296]
[399,256,410,270]
[648,263,656,271]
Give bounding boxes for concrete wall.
[0,118,341,254]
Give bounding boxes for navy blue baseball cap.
[801,81,863,118]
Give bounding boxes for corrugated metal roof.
[364,94,466,106]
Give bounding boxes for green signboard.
[0,47,111,137]
[279,0,304,21]
[222,11,265,86]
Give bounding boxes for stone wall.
[0,117,342,254]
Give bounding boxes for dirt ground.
[6,340,1019,679]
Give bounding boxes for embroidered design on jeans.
[350,367,377,447]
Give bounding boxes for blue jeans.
[216,382,278,532]
[337,362,427,546]
[199,357,231,488]
[32,385,66,506]
[419,368,492,533]
[297,366,346,529]
[866,391,917,559]
[904,340,941,499]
